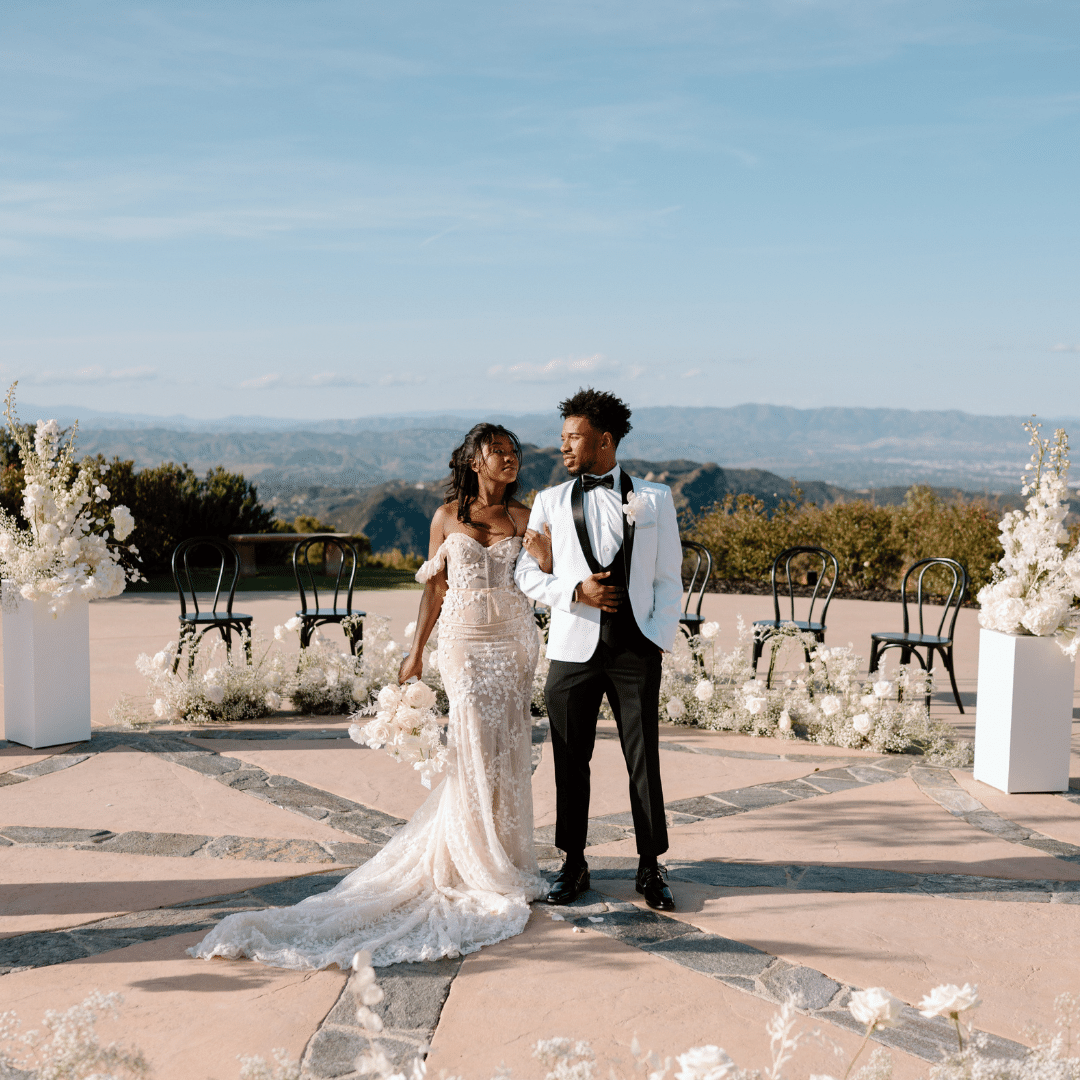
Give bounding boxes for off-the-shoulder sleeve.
[415,542,448,584]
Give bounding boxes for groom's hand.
[523,523,553,574]
[576,571,624,613]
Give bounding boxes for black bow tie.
[580,473,615,492]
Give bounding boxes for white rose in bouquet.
[404,681,437,710]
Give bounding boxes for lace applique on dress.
[188,532,545,970]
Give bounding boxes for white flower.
[700,621,720,639]
[872,680,893,699]
[355,1005,383,1033]
[351,676,369,702]
[204,683,226,706]
[111,505,134,541]
[848,987,903,1029]
[265,669,282,689]
[34,418,60,459]
[777,709,792,732]
[693,679,714,703]
[94,484,110,501]
[852,712,873,734]
[384,639,400,655]
[284,616,302,632]
[265,691,282,710]
[744,695,766,716]
[378,683,404,710]
[152,698,169,719]
[273,624,287,641]
[404,681,437,710]
[38,523,60,548]
[665,697,686,719]
[151,650,169,671]
[674,1046,735,1080]
[623,491,648,527]
[404,621,417,638]
[918,983,980,1019]
[820,694,842,717]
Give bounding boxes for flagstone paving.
[0,592,1079,1079]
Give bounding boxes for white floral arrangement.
[349,679,450,788]
[977,421,1080,655]
[661,620,970,765]
[0,385,140,614]
[274,616,370,715]
[136,632,286,724]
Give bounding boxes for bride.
[189,423,550,970]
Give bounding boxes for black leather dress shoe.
[636,865,675,911]
[546,860,590,905]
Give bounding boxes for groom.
[515,388,683,910]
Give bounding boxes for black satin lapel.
[571,477,602,574]
[621,470,636,587]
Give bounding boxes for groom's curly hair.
[559,388,633,446]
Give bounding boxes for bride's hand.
[398,653,423,685]
[523,523,553,574]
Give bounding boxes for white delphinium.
[349,679,449,788]
[0,385,141,614]
[136,633,282,724]
[978,422,1080,652]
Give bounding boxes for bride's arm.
[398,507,450,684]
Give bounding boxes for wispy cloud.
[24,365,157,384]
[1051,344,1080,353]
[487,354,619,383]
[239,373,281,390]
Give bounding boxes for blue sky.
[1,1,1077,420]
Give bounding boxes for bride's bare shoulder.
[432,502,457,530]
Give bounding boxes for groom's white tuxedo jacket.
[514,470,684,663]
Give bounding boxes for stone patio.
[1,590,1079,1079]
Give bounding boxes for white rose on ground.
[872,680,893,698]
[700,621,720,639]
[666,697,686,719]
[852,712,873,734]
[778,710,792,732]
[745,695,766,716]
[204,683,225,706]
[918,983,980,1019]
[694,679,714,703]
[404,681,437,710]
[265,691,282,710]
[860,695,876,708]
[848,987,903,1029]
[284,616,302,632]
[151,651,169,671]
[111,505,134,541]
[820,694,842,717]
[674,1045,735,1080]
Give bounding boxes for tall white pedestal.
[2,585,91,749]
[974,628,1075,793]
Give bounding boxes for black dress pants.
[544,640,668,858]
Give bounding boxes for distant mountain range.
[26,401,1078,495]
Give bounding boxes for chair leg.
[300,619,313,650]
[243,626,253,665]
[751,634,765,677]
[943,646,964,714]
[868,640,880,678]
[173,623,194,674]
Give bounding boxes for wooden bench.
[227,533,357,578]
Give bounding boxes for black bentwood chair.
[679,540,713,638]
[751,546,839,685]
[292,535,366,654]
[868,557,968,713]
[171,537,253,672]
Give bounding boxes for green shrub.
[687,485,1007,596]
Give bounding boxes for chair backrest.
[899,557,968,640]
[292,535,359,615]
[771,546,840,626]
[171,537,240,618]
[681,540,713,618]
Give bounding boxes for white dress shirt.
[583,464,624,567]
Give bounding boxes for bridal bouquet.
[977,421,1080,654]
[349,680,451,788]
[0,384,140,613]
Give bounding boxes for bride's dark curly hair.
[445,423,523,528]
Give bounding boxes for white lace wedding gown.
[188,532,546,970]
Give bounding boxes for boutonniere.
[623,491,648,526]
